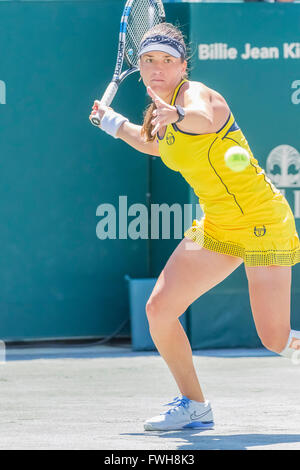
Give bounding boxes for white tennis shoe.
[144,396,214,431]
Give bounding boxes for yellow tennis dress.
[157,80,300,267]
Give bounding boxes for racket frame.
[91,0,165,126]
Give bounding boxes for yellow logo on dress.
[166,132,175,145]
[254,226,266,237]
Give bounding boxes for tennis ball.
[224,146,250,172]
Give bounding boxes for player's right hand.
[89,101,109,127]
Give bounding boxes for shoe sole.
[144,421,214,431]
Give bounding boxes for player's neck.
[164,79,185,104]
[159,87,177,105]
[163,91,174,105]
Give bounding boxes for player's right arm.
[117,121,160,156]
[89,102,160,157]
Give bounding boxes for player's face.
[139,51,187,102]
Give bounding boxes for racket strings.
[125,0,164,67]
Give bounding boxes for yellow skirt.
[184,203,300,267]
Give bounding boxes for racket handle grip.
[91,81,119,127]
[101,81,119,107]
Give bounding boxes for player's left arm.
[148,84,227,137]
[177,85,216,135]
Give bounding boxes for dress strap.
[170,79,188,106]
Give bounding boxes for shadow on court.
[4,343,276,362]
[121,431,300,450]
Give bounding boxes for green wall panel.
[0,1,149,339]
[189,3,300,348]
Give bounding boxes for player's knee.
[145,295,178,325]
[145,296,163,324]
[259,330,290,354]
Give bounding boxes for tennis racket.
[90,0,165,126]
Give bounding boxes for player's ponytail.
[140,23,188,142]
[141,102,157,143]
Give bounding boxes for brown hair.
[140,23,188,142]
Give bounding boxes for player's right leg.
[144,237,243,431]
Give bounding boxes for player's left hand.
[147,87,179,136]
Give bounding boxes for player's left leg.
[245,265,300,358]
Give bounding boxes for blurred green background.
[0,1,299,345]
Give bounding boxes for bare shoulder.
[179,81,228,107]
[178,80,210,101]
[178,80,231,132]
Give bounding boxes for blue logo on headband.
[139,35,186,59]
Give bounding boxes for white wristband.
[100,109,128,138]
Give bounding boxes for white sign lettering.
[291,80,300,104]
[198,43,300,61]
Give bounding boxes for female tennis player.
[90,23,300,431]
